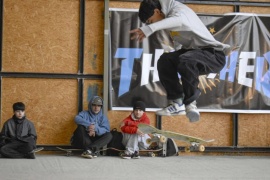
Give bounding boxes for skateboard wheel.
[198,144,205,152]
[146,138,152,145]
[159,136,166,143]
[184,147,190,152]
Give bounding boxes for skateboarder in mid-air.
[130,0,230,122]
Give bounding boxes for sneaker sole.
[122,157,131,159]
[81,156,93,159]
[186,111,200,122]
[156,111,186,116]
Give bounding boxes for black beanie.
[133,101,146,111]
[13,102,25,111]
[138,0,161,23]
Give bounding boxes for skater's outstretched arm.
[130,28,146,42]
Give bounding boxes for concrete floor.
[0,152,269,180]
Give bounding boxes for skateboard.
[138,124,214,152]
[31,147,44,153]
[106,147,164,157]
[56,147,84,156]
[56,146,163,157]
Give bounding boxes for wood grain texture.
[84,1,104,74]
[2,0,79,73]
[1,78,78,144]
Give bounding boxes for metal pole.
[103,0,109,115]
[232,113,238,147]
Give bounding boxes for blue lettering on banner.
[114,48,270,98]
[260,51,270,97]
[114,48,143,96]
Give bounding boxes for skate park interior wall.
[0,0,269,151]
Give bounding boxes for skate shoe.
[132,151,140,159]
[185,101,200,122]
[121,152,132,159]
[156,101,185,116]
[81,150,93,159]
[25,152,36,159]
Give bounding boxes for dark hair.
[13,102,25,111]
[138,0,161,23]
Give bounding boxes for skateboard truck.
[184,142,205,152]
[146,134,167,145]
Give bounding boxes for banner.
[109,8,270,113]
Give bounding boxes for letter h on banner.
[141,49,164,86]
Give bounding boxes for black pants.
[157,48,225,105]
[0,139,36,158]
[71,125,112,151]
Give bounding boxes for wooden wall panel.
[238,114,270,147]
[109,1,140,9]
[1,78,78,145]
[84,1,104,74]
[109,2,234,14]
[187,4,234,14]
[240,6,270,14]
[2,0,79,73]
[161,113,232,147]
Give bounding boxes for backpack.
[106,128,125,156]
[166,138,179,156]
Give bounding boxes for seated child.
[120,101,151,159]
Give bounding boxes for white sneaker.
[156,101,185,116]
[81,150,93,159]
[185,101,200,122]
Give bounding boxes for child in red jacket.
[120,101,151,159]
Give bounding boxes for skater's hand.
[136,129,144,137]
[120,122,124,128]
[89,130,95,137]
[88,124,95,137]
[89,124,95,131]
[130,28,145,42]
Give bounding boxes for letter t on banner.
[114,48,143,97]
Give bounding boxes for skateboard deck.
[106,147,164,157]
[56,147,83,156]
[32,147,44,153]
[56,146,163,157]
[138,124,214,152]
